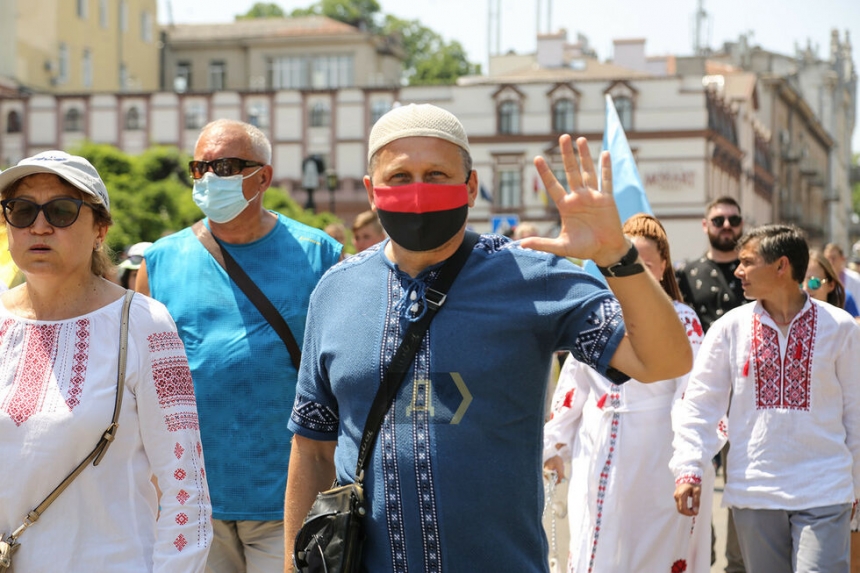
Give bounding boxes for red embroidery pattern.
[164,411,200,432]
[66,319,90,409]
[587,388,621,573]
[675,474,702,486]
[152,356,195,409]
[752,306,815,411]
[196,442,202,457]
[147,331,184,353]
[5,324,61,426]
[175,513,188,526]
[672,559,688,572]
[176,490,190,505]
[174,468,187,481]
[174,443,185,459]
[174,534,187,552]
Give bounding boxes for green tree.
[236,2,286,19]
[69,142,338,256]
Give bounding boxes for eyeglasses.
[805,276,828,290]
[188,157,264,180]
[1,197,94,228]
[710,215,743,228]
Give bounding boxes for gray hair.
[198,119,272,164]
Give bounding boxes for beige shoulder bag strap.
[0,289,135,568]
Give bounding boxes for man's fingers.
[600,151,613,195]
[576,138,597,190]
[559,134,584,192]
[533,156,567,206]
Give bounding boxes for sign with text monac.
[491,214,519,235]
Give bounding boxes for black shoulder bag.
[293,231,479,573]
[193,220,302,371]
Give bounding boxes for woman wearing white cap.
[0,152,211,572]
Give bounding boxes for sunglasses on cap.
[805,276,828,291]
[710,215,743,228]
[1,197,94,228]
[188,157,264,180]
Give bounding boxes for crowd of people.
[1,102,859,573]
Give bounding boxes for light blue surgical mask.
[192,169,261,223]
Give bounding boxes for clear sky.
[157,0,860,152]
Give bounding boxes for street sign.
[491,214,519,235]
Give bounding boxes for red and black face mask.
[373,181,469,252]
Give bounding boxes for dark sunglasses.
[710,215,743,228]
[188,157,264,180]
[806,276,828,290]
[1,197,94,228]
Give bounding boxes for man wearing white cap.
[284,104,693,571]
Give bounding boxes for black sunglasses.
[188,157,264,180]
[1,197,94,228]
[710,215,743,228]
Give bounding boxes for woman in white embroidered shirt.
[543,214,714,573]
[0,152,211,572]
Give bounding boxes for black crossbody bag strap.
[193,221,302,371]
[353,231,479,479]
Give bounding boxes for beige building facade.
[1,0,159,93]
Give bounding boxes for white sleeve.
[670,320,733,485]
[543,354,589,464]
[836,320,860,499]
[132,298,212,573]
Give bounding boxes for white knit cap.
[367,103,470,162]
[0,151,110,212]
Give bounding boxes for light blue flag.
[582,94,653,282]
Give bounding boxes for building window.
[125,107,141,130]
[248,102,269,128]
[141,11,153,43]
[58,43,69,84]
[185,103,206,130]
[498,170,521,208]
[552,99,575,133]
[6,111,22,134]
[82,49,93,88]
[498,101,520,135]
[370,99,390,124]
[77,0,88,19]
[309,101,330,127]
[64,108,83,132]
[99,0,108,28]
[269,55,354,89]
[119,0,128,32]
[209,61,226,91]
[119,63,128,91]
[614,96,633,131]
[175,61,192,92]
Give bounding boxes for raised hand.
[520,135,628,267]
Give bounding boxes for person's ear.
[467,170,478,208]
[363,176,376,210]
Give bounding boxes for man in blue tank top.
[137,119,341,573]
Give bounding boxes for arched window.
[614,96,633,131]
[63,108,83,132]
[6,111,22,134]
[125,107,141,130]
[498,100,520,135]
[552,99,575,133]
[309,101,330,127]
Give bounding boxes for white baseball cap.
[0,151,110,212]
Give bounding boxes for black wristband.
[597,243,645,278]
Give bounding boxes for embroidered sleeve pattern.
[675,473,702,486]
[139,320,211,572]
[291,393,339,435]
[572,298,624,371]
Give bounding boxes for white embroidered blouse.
[0,294,211,572]
[671,297,860,510]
